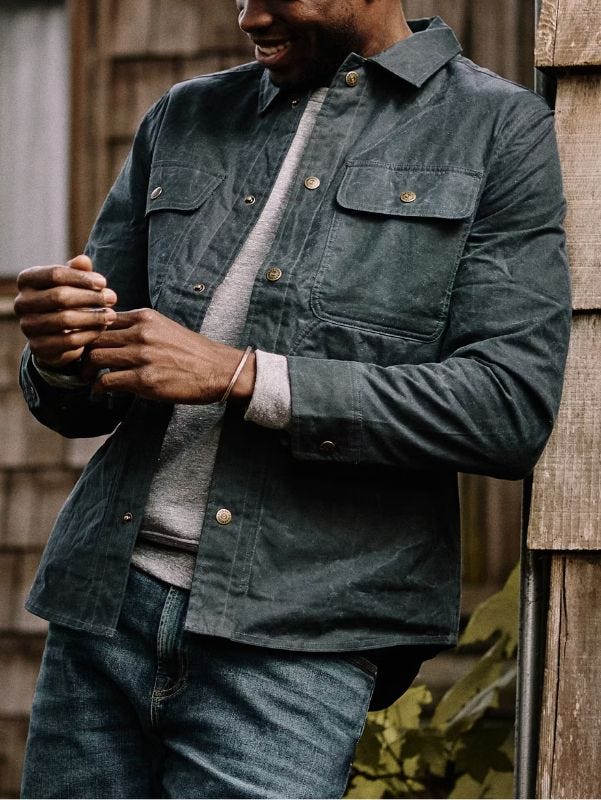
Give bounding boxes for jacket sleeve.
[286,96,572,479]
[19,94,170,438]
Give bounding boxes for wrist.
[230,351,257,402]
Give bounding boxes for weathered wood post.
[527,1,601,796]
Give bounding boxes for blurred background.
[0,1,532,795]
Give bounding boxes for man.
[15,0,570,797]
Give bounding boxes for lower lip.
[255,43,292,69]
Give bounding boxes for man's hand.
[85,308,257,405]
[14,255,118,369]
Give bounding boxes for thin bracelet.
[219,346,253,404]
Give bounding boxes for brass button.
[345,71,359,87]
[319,440,336,454]
[304,176,321,191]
[266,267,283,282]
[216,508,233,525]
[121,512,134,524]
[400,191,417,203]
[193,283,206,294]
[150,186,163,200]
[291,98,300,107]
[244,195,256,205]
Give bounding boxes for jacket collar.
[258,17,461,114]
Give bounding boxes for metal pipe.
[515,5,558,795]
[515,476,551,798]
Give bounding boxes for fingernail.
[102,289,117,304]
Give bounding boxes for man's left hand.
[84,308,256,404]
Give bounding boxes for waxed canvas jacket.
[20,18,570,651]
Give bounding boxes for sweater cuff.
[244,350,292,430]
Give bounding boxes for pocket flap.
[337,162,481,219]
[145,162,226,214]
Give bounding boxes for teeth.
[257,41,290,56]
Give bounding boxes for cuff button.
[319,440,336,454]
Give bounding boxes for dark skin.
[14,0,411,405]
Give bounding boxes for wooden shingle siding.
[532,0,601,795]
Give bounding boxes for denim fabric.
[21,567,375,799]
[19,18,571,651]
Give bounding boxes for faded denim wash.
[20,18,570,652]
[21,567,375,798]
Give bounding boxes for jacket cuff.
[287,356,362,462]
[244,350,292,430]
[31,354,91,389]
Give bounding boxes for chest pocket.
[145,162,226,303]
[311,163,482,341]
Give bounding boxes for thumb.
[67,254,94,272]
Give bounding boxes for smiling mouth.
[254,40,292,66]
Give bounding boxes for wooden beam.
[554,75,601,310]
[536,0,601,68]
[537,555,601,798]
[529,314,601,550]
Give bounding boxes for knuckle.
[50,265,64,285]
[138,308,155,324]
[16,267,37,289]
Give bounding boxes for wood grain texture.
[529,314,601,549]
[111,0,247,56]
[554,75,601,310]
[537,555,601,798]
[405,0,533,86]
[534,0,560,67]
[535,0,601,67]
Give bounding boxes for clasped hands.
[14,255,256,404]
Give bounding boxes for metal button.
[150,187,163,200]
[193,283,206,294]
[265,267,283,282]
[345,71,359,87]
[244,195,256,205]
[291,98,300,107]
[319,440,336,454]
[216,508,233,525]
[400,191,417,203]
[121,512,134,524]
[304,176,321,191]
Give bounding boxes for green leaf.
[460,564,519,656]
[354,724,389,776]
[455,725,514,782]
[386,685,432,731]
[446,663,517,736]
[345,775,389,799]
[432,637,507,728]
[402,729,449,778]
[482,768,514,799]
[449,773,483,799]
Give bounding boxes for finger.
[15,285,117,315]
[19,308,116,337]
[31,329,109,357]
[67,254,94,272]
[17,264,108,292]
[86,347,135,369]
[92,368,139,395]
[104,309,152,329]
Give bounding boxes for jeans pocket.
[343,653,378,678]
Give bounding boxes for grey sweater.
[131,88,328,589]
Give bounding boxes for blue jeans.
[21,567,376,798]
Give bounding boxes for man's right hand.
[14,254,118,370]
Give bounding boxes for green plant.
[346,564,520,799]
